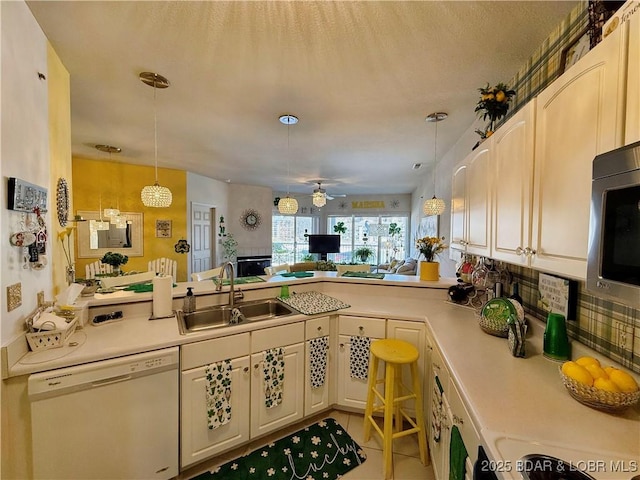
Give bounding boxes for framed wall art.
[559,27,590,74]
[8,177,48,213]
[156,219,172,238]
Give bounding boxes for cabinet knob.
[515,246,524,255]
[243,366,249,373]
[524,247,537,257]
[317,326,322,332]
[453,414,464,425]
[432,362,441,370]
[254,362,263,370]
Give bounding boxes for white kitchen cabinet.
[531,25,626,279]
[491,101,536,266]
[626,10,640,145]
[304,316,332,416]
[180,334,251,468]
[450,145,492,257]
[336,315,386,410]
[250,322,305,438]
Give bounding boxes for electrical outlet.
[37,291,45,307]
[614,321,634,361]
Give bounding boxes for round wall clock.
[56,178,69,227]
[241,209,261,230]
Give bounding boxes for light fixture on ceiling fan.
[140,72,173,208]
[278,114,299,215]
[95,144,126,228]
[312,182,327,208]
[423,111,447,216]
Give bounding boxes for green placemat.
[280,271,315,278]
[219,276,266,285]
[342,271,386,279]
[123,282,177,292]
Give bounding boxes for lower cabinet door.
[180,356,251,469]
[336,334,384,409]
[250,342,305,438]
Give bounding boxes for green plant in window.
[354,246,374,263]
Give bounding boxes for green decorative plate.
[481,298,516,325]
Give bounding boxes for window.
[327,215,408,265]
[272,215,317,264]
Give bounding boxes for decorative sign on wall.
[155,219,172,238]
[351,201,385,209]
[8,177,48,213]
[537,273,577,320]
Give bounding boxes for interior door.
[191,203,214,276]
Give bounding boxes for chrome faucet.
[214,261,244,307]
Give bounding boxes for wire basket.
[559,367,640,412]
[26,318,77,351]
[476,311,509,338]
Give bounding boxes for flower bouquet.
[416,236,447,262]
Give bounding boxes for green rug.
[192,418,366,480]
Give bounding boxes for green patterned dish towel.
[263,348,284,408]
[205,360,232,430]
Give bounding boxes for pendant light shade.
[423,112,447,216]
[140,72,172,208]
[278,196,299,214]
[312,191,327,208]
[278,114,299,215]
[95,144,122,218]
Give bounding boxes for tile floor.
[181,409,435,480]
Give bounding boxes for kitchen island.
[2,273,638,479]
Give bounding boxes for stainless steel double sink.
[177,298,297,334]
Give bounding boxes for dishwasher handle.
[91,374,132,387]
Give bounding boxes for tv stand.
[318,253,328,261]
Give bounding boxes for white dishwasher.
[28,347,179,480]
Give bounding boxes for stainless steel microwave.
[587,140,640,307]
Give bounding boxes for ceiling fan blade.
[326,195,334,200]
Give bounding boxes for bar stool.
[363,338,428,479]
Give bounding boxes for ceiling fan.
[311,181,346,207]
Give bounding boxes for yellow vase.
[420,261,439,281]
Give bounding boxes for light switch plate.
[7,283,22,311]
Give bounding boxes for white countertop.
[4,274,639,478]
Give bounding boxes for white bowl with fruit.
[559,356,640,412]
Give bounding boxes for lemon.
[584,364,608,380]
[562,361,593,386]
[495,91,506,103]
[576,356,600,368]
[594,377,621,393]
[604,366,617,376]
[608,368,639,393]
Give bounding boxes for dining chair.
[148,257,178,282]
[191,267,223,282]
[85,260,113,279]
[264,264,291,275]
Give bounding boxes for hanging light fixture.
[423,112,448,216]
[93,196,110,231]
[140,72,173,208]
[277,114,299,215]
[312,182,327,208]
[95,144,122,219]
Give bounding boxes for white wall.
[1,1,51,342]
[411,119,486,278]
[229,184,273,257]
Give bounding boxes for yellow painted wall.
[72,157,188,281]
[47,42,73,295]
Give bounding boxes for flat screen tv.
[308,234,340,260]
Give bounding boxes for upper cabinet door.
[531,25,626,280]
[465,146,492,257]
[626,12,640,145]
[450,163,468,252]
[492,101,536,266]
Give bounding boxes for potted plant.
[101,251,128,274]
[415,236,447,281]
[354,246,374,264]
[474,82,516,142]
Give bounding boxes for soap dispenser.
[183,287,196,313]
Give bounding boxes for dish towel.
[263,348,285,408]
[349,335,371,380]
[309,336,329,388]
[205,360,232,430]
[449,425,468,480]
[431,375,443,443]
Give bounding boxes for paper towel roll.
[152,275,173,319]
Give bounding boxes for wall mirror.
[77,210,144,258]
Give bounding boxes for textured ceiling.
[27,1,577,197]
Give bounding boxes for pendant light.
[312,182,327,208]
[278,114,299,215]
[95,144,122,220]
[423,112,447,216]
[140,72,173,208]
[93,196,110,231]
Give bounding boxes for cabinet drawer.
[338,315,385,338]
[181,333,250,371]
[305,316,330,340]
[252,322,305,353]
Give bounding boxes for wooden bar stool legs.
[363,339,428,479]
